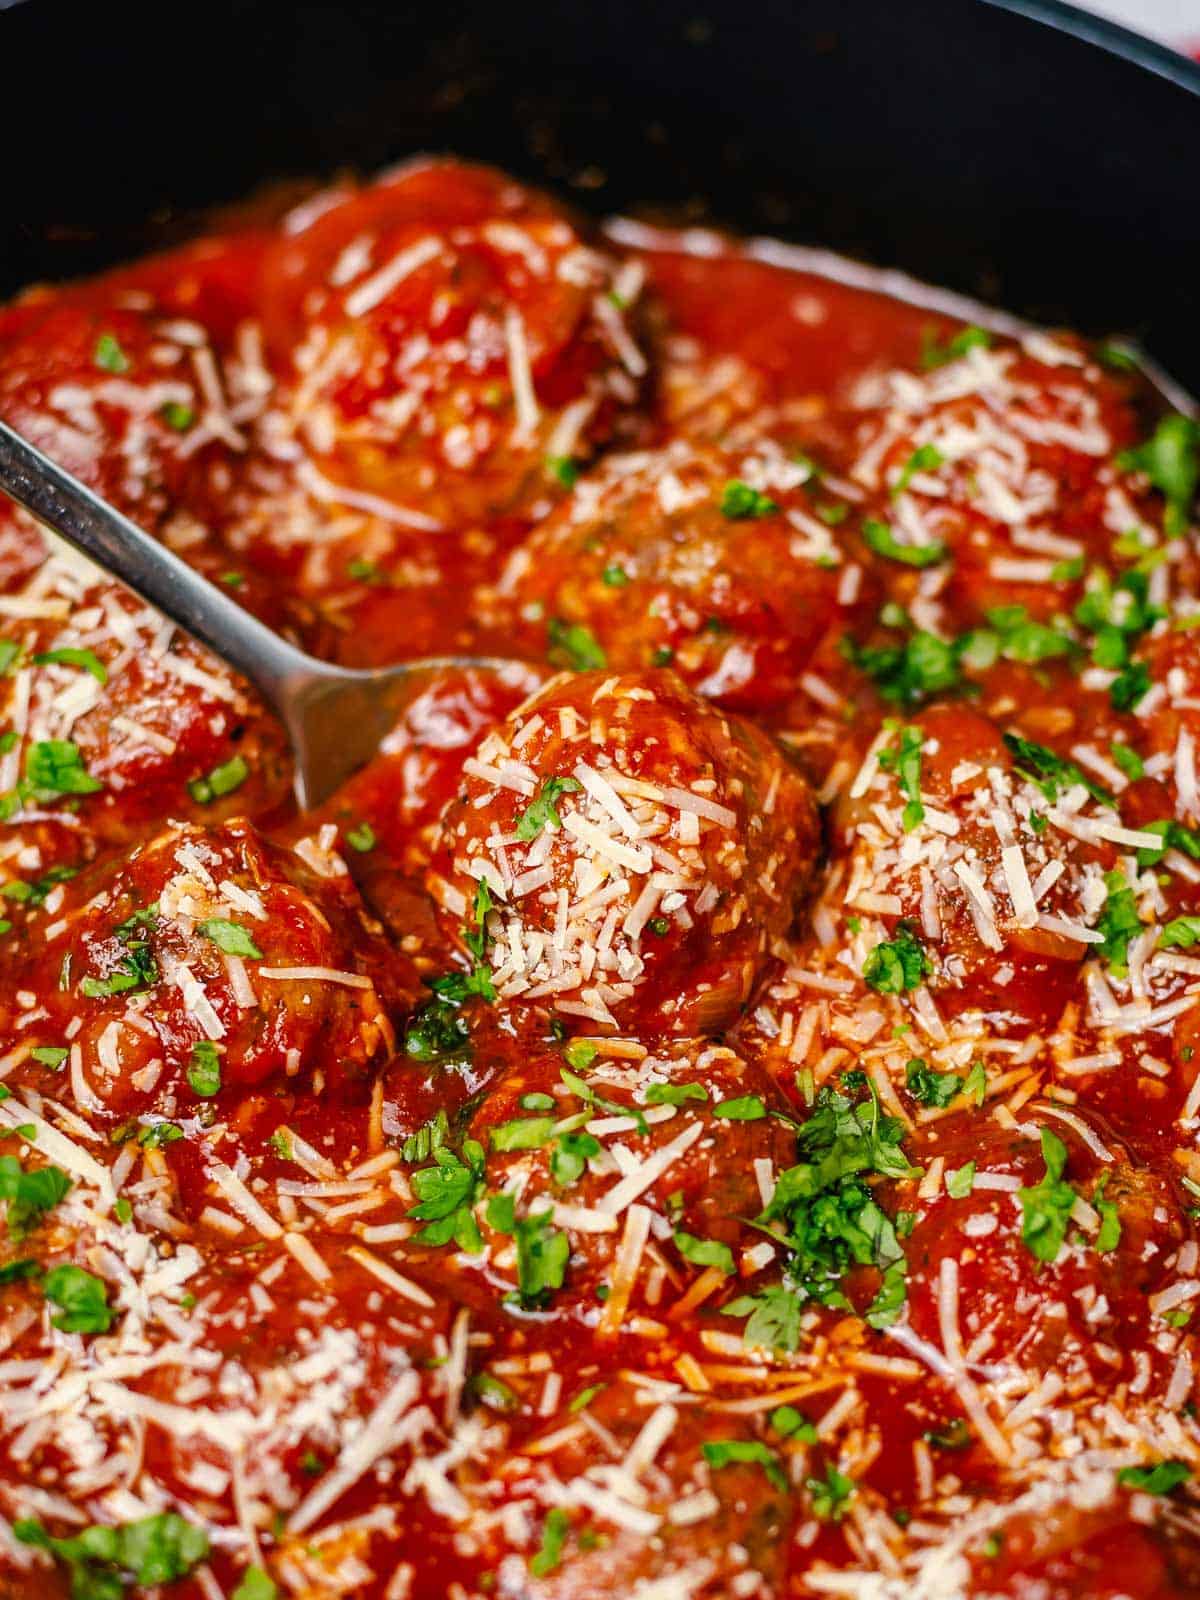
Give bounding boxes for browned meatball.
[838,332,1161,628]
[826,703,1126,1030]
[899,1110,1187,1389]
[493,437,877,713]
[258,159,645,534]
[426,669,820,1035]
[458,1373,794,1597]
[0,547,290,880]
[459,1038,795,1325]
[2,818,405,1120]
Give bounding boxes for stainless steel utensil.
[0,419,510,809]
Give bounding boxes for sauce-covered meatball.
[0,546,289,873]
[492,437,877,712]
[3,819,402,1120]
[427,670,819,1034]
[840,332,1155,627]
[259,160,646,533]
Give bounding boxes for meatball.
[0,545,289,865]
[3,819,404,1120]
[0,1183,470,1600]
[455,1373,793,1598]
[258,159,646,532]
[826,703,1131,1030]
[426,669,820,1035]
[840,332,1160,627]
[492,437,877,713]
[899,1111,1187,1386]
[0,293,250,548]
[454,1038,795,1327]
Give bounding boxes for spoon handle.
[0,418,324,712]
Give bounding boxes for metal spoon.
[0,419,511,809]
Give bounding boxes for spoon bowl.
[0,418,512,809]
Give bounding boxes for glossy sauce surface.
[0,160,1197,1600]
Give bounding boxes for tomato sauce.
[0,157,1196,1600]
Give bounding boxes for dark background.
[1,0,1198,386]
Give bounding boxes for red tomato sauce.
[0,158,1196,1600]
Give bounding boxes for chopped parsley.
[1111,743,1145,782]
[160,400,195,432]
[720,480,778,520]
[550,1130,600,1186]
[702,1439,787,1492]
[770,1404,818,1442]
[673,1229,734,1275]
[1002,731,1114,808]
[862,517,945,568]
[924,1418,972,1451]
[560,1064,648,1134]
[21,739,103,801]
[863,922,932,995]
[1117,1459,1191,1495]
[33,647,107,684]
[721,1283,804,1352]
[602,563,630,587]
[187,755,249,805]
[1137,818,1200,868]
[93,333,130,373]
[186,1041,222,1098]
[920,324,992,370]
[79,903,160,999]
[16,1511,208,1594]
[404,974,483,1061]
[1,864,77,906]
[407,1141,486,1252]
[346,821,376,853]
[1116,413,1199,536]
[401,1110,448,1164]
[0,1155,71,1239]
[725,1084,918,1345]
[1110,658,1151,712]
[30,1046,68,1069]
[346,559,384,584]
[0,1258,40,1285]
[1159,916,1200,950]
[891,443,944,497]
[490,1116,556,1153]
[644,1080,708,1106]
[1018,1128,1077,1264]
[547,617,606,671]
[1096,870,1142,976]
[42,1263,114,1334]
[840,630,962,708]
[529,1507,570,1577]
[232,1568,278,1600]
[713,1094,766,1121]
[516,775,582,841]
[470,1371,519,1412]
[1092,1171,1122,1253]
[546,455,579,490]
[489,1199,570,1308]
[904,1058,963,1108]
[964,604,1074,668]
[878,723,925,831]
[1075,567,1162,698]
[198,918,262,959]
[137,1122,183,1149]
[807,1464,857,1521]
[945,1161,975,1199]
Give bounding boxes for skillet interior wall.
[0,0,1198,387]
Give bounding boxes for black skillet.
[0,0,1198,386]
